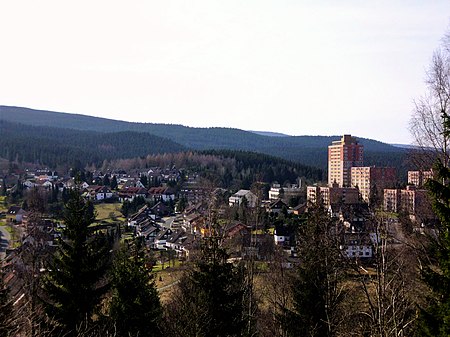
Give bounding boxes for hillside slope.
[0,120,186,167]
[0,105,407,172]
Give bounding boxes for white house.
[23,180,36,189]
[228,190,258,208]
[94,186,114,201]
[269,183,303,201]
[340,233,373,258]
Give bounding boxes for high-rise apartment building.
[407,170,433,187]
[351,166,397,204]
[307,184,359,208]
[384,185,432,219]
[328,135,364,187]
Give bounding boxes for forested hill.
[0,106,408,172]
[200,149,324,185]
[0,120,186,168]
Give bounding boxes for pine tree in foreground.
[109,239,162,337]
[284,205,346,337]
[417,157,450,336]
[0,264,15,337]
[164,236,253,337]
[41,189,111,334]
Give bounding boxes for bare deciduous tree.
[346,216,419,337]
[410,34,450,169]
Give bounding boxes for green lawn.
[0,223,21,248]
[1,224,13,235]
[153,259,182,272]
[94,203,125,222]
[252,228,274,235]
[0,196,7,212]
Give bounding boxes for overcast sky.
[1,1,449,144]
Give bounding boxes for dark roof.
[7,206,24,215]
[148,187,166,194]
[274,224,294,237]
[166,230,186,244]
[268,199,287,209]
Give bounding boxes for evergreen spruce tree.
[42,189,111,334]
[284,205,345,337]
[140,174,148,189]
[109,239,162,337]
[0,178,6,197]
[411,30,450,337]
[165,237,252,337]
[417,118,450,336]
[102,174,110,187]
[0,265,15,337]
[110,175,118,190]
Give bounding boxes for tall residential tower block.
[328,135,364,187]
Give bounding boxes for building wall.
[351,166,397,203]
[408,170,433,187]
[307,185,359,207]
[328,135,364,187]
[307,186,320,204]
[384,189,400,212]
[228,190,258,207]
[384,186,431,218]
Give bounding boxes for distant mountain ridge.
[248,131,290,137]
[0,119,186,167]
[0,105,408,172]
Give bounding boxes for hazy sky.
[1,1,449,144]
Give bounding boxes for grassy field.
[94,203,126,222]
[155,266,185,304]
[0,222,22,248]
[252,228,274,235]
[152,259,182,272]
[0,196,7,212]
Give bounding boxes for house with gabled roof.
[153,228,173,250]
[274,223,295,250]
[265,199,288,215]
[93,185,114,201]
[229,190,258,208]
[183,212,203,233]
[164,229,198,259]
[7,206,26,223]
[118,187,147,202]
[128,205,153,226]
[137,220,160,244]
[339,232,373,259]
[120,179,145,190]
[151,201,171,217]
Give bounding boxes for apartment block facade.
[307,184,359,208]
[328,135,364,187]
[407,170,433,187]
[383,185,432,217]
[351,166,397,203]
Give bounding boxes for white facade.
[340,244,372,258]
[228,190,258,207]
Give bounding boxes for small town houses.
[3,159,424,269]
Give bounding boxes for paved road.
[161,216,176,229]
[0,225,11,259]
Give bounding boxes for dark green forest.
[200,149,324,186]
[0,106,408,174]
[0,120,186,167]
